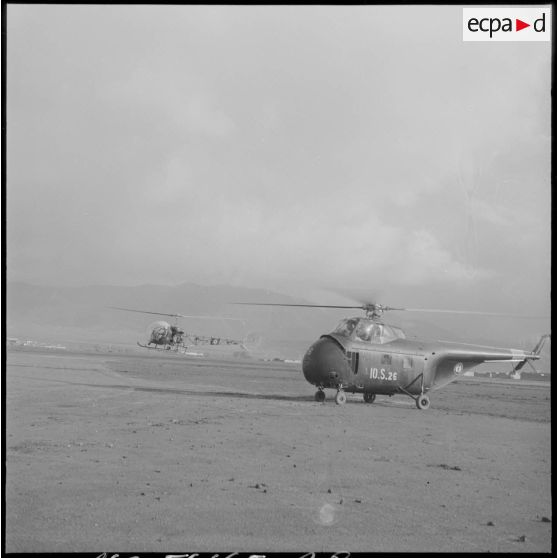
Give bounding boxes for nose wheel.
[335,390,347,405]
[314,389,326,403]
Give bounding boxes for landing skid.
[137,342,187,353]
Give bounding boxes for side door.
[359,349,388,388]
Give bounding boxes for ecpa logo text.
[463,8,551,42]
[467,13,546,38]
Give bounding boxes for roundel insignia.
[454,362,464,374]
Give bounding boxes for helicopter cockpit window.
[334,319,405,343]
[376,325,402,343]
[390,326,406,339]
[333,318,359,337]
[355,322,378,342]
[352,320,402,344]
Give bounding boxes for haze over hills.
[6,281,336,358]
[6,281,551,371]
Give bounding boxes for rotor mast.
[363,303,404,320]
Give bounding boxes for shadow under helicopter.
[18,375,314,403]
[131,384,313,402]
[17,374,417,405]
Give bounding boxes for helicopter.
[233,301,549,409]
[109,307,249,352]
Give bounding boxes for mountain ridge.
[5,281,550,369]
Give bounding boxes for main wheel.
[335,391,347,405]
[314,390,326,403]
[363,392,376,403]
[416,395,430,410]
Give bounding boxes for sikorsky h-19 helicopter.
[233,301,549,409]
[109,307,250,352]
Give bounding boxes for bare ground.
[5,345,553,553]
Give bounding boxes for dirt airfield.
[5,344,553,553]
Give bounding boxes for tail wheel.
[314,390,326,403]
[363,392,376,404]
[416,395,430,410]
[335,391,347,405]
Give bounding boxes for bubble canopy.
[333,318,406,344]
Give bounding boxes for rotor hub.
[363,304,385,320]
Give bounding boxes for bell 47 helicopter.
[109,307,248,352]
[233,301,549,409]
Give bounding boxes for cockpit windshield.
[333,318,359,337]
[333,318,405,344]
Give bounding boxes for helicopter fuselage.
[303,334,426,395]
[302,317,541,407]
[147,321,185,347]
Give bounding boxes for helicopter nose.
[302,336,349,388]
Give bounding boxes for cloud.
[101,68,235,140]
[6,4,550,320]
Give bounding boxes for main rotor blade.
[108,306,243,321]
[398,308,549,319]
[177,314,244,321]
[108,306,183,318]
[230,303,547,319]
[323,287,382,307]
[176,314,245,321]
[231,302,363,310]
[232,302,405,313]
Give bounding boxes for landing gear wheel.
[363,392,376,404]
[335,391,347,405]
[314,390,326,403]
[416,395,430,410]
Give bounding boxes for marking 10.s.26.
[369,368,398,381]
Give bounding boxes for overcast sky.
[6,5,552,313]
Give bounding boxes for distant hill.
[5,282,551,369]
[6,282,336,359]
